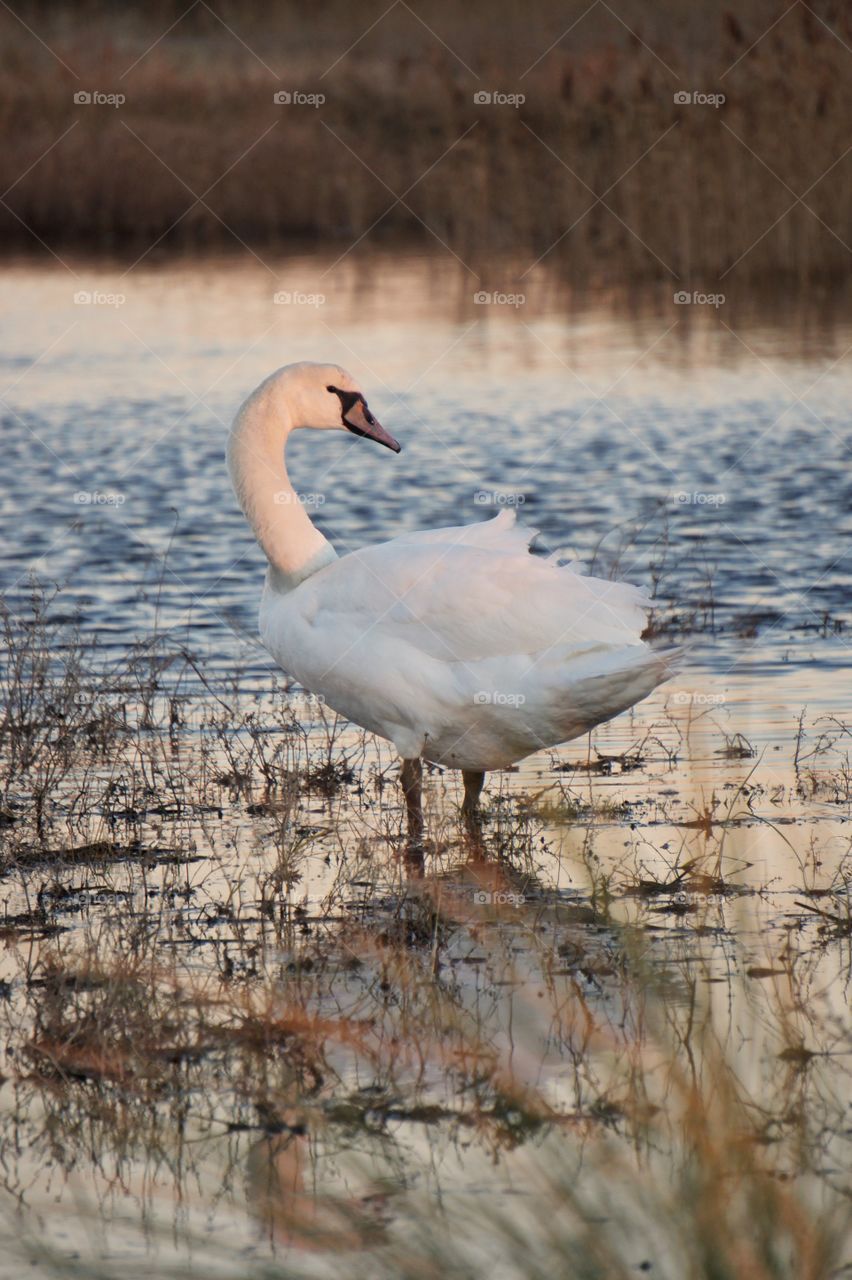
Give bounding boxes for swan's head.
[280,362,401,453]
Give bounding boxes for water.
[1,253,851,1277]
[2,253,850,705]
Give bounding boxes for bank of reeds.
[1,0,851,284]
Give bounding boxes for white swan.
[227,362,675,842]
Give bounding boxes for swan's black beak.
[344,398,401,453]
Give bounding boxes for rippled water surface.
[2,254,850,709]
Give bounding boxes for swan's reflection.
[246,1121,391,1252]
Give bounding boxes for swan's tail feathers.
[626,642,683,692]
[628,644,684,702]
[554,642,681,738]
[650,643,686,681]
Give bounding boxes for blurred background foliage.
[1,1,850,282]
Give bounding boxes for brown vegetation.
[1,0,851,283]
[0,586,851,1273]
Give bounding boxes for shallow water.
[0,253,851,1277]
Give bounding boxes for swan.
[227,362,675,844]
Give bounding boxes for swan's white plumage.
[229,362,675,772]
[260,507,672,769]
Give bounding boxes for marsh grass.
[0,587,851,1276]
[2,0,852,284]
[4,859,850,1278]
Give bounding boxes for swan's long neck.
[227,376,336,592]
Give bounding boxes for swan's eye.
[328,384,363,422]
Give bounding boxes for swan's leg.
[461,769,485,835]
[400,757,424,847]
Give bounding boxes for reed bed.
[2,0,851,284]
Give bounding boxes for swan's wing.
[265,510,673,767]
[301,510,650,664]
[388,507,539,555]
